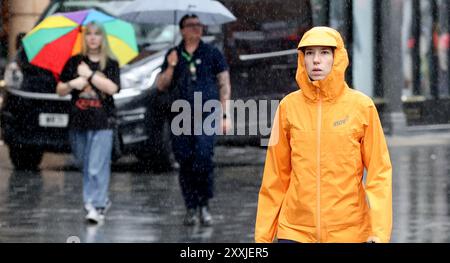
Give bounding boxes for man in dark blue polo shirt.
[157,14,231,226]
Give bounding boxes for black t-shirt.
[60,54,120,130]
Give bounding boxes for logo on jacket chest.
[333,115,349,127]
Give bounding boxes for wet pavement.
[0,132,449,243]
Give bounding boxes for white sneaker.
[84,203,95,212]
[85,207,102,224]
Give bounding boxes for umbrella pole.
[173,10,177,46]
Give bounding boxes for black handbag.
[156,49,183,111]
[157,72,182,112]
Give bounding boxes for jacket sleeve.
[361,103,393,243]
[255,102,292,243]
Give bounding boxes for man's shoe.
[199,206,213,226]
[183,208,199,226]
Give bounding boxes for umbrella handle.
[173,11,177,45]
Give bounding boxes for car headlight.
[121,65,161,90]
[116,55,163,100]
[116,66,161,100]
[3,61,23,89]
[120,54,164,90]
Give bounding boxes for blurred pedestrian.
[14,32,57,94]
[14,32,27,66]
[157,14,231,226]
[56,21,120,224]
[255,27,392,243]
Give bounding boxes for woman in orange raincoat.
[255,27,392,243]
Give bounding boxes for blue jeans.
[69,129,113,208]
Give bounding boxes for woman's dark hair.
[299,46,336,54]
[179,14,199,29]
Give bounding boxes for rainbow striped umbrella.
[22,9,138,75]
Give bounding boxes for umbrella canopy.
[22,9,138,75]
[119,0,236,26]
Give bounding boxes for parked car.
[1,0,178,171]
[1,0,312,170]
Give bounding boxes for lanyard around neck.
[182,51,195,63]
[181,51,197,80]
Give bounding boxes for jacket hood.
[296,27,349,102]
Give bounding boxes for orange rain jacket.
[255,27,392,243]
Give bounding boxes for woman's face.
[304,46,334,81]
[85,25,103,51]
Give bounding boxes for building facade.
[8,0,50,59]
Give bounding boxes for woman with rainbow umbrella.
[28,9,138,224]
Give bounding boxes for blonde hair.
[81,21,114,71]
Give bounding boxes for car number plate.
[39,113,69,128]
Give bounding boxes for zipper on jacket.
[316,88,322,243]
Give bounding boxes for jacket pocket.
[284,179,316,227]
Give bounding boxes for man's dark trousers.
[172,133,215,209]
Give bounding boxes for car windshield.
[44,0,179,51]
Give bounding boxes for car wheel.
[8,145,44,171]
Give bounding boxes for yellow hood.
[296,27,349,102]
